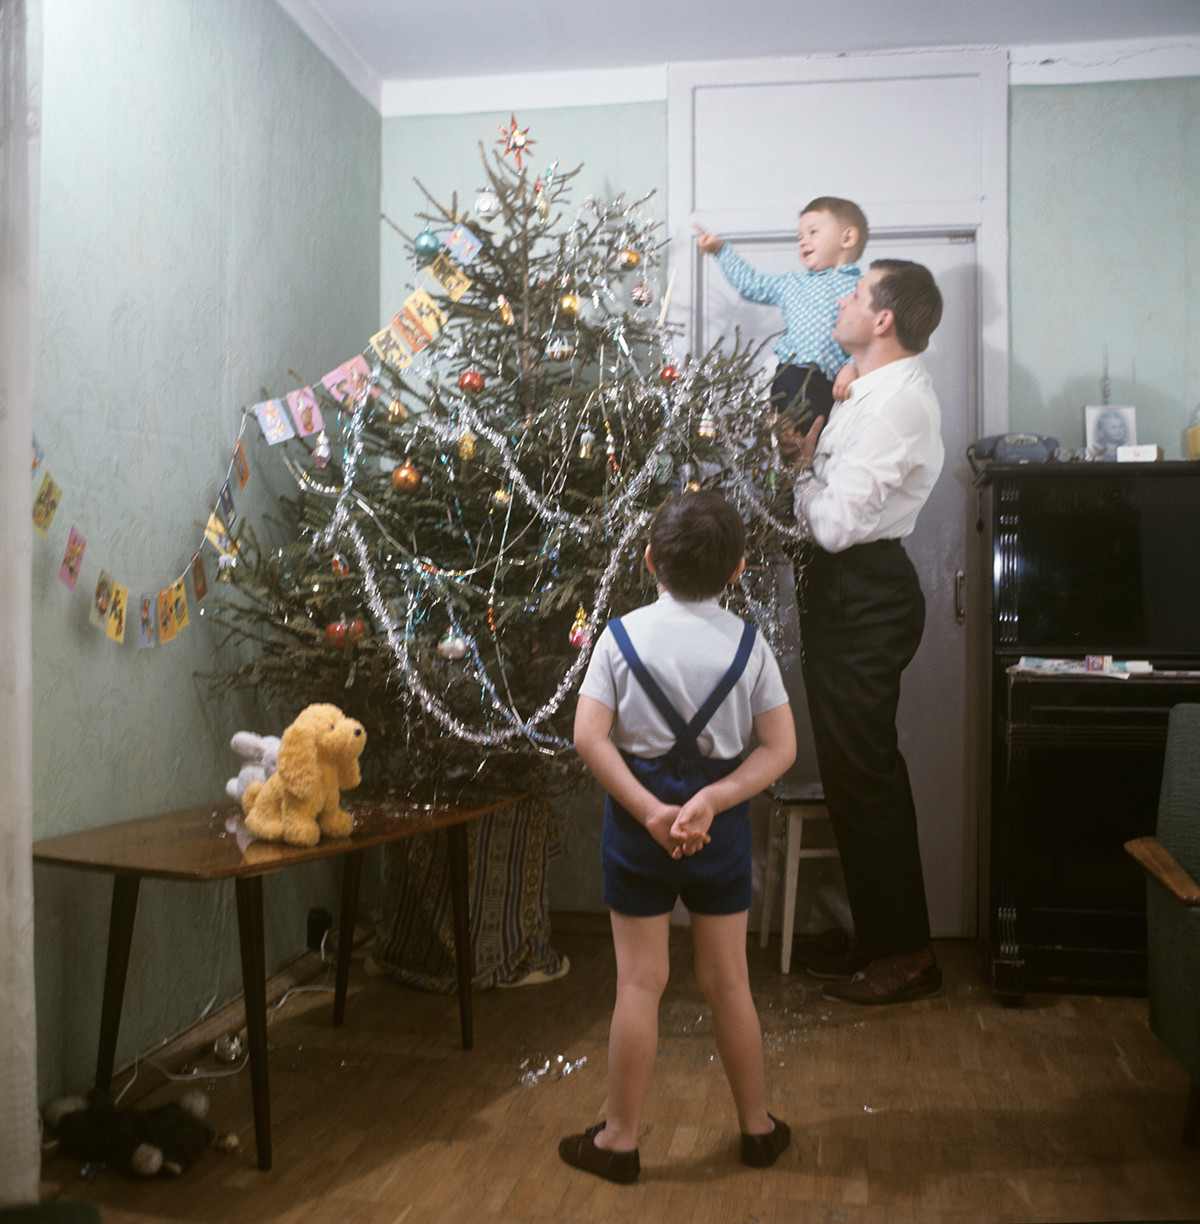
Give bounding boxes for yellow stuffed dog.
[241,703,366,847]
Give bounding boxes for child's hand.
[693,224,725,256]
[645,804,688,859]
[672,794,716,856]
[832,362,858,401]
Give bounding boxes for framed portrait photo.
[1085,405,1136,460]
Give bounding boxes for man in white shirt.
[779,259,945,1005]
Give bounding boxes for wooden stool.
[760,782,839,973]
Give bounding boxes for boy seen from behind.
[559,491,796,1185]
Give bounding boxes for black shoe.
[805,944,871,980]
[559,1122,640,1184]
[789,927,850,967]
[820,949,942,1005]
[740,1114,792,1167]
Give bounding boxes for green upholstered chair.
[1125,702,1200,1147]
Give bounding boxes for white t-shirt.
[579,592,789,761]
[794,354,943,553]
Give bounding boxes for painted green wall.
[1009,77,1200,451]
[32,0,380,1100]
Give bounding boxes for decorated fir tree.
[211,123,803,801]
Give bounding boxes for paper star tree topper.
[496,114,534,169]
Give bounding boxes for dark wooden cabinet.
[980,463,1200,1000]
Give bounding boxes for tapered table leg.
[234,876,271,1171]
[446,823,474,1050]
[96,874,140,1094]
[333,850,364,1026]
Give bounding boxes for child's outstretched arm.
[574,695,688,859]
[672,702,797,845]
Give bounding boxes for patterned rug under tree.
[368,794,566,992]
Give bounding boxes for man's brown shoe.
[820,949,942,1005]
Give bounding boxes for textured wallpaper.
[1009,78,1200,452]
[31,0,380,1099]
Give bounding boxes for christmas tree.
[211,123,803,801]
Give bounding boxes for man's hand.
[774,413,825,468]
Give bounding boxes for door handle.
[955,569,966,624]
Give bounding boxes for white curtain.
[0,0,41,1206]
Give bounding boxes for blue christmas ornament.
[414,229,441,260]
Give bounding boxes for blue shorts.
[601,751,752,917]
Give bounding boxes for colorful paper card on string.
[170,577,190,631]
[253,398,296,445]
[157,588,177,644]
[286,386,324,438]
[232,441,250,489]
[446,223,482,264]
[429,252,471,301]
[390,310,431,354]
[89,571,114,631]
[59,527,85,591]
[219,480,237,529]
[33,473,62,538]
[107,583,128,644]
[191,552,208,602]
[370,327,413,371]
[404,289,447,338]
[322,355,374,405]
[137,594,156,648]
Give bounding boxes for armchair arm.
[1125,836,1200,906]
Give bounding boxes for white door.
[670,49,1008,937]
[696,230,979,937]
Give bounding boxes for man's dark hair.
[801,196,869,260]
[868,259,943,353]
[648,491,746,600]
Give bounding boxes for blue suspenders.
[607,617,757,758]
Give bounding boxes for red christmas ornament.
[346,618,366,645]
[325,621,347,647]
[660,365,680,384]
[331,554,349,577]
[458,369,485,395]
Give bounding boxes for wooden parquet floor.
[40,917,1200,1224]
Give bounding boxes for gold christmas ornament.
[560,293,581,319]
[459,431,477,460]
[388,398,406,422]
[496,294,514,325]
[391,459,421,493]
[569,604,592,650]
[618,247,642,269]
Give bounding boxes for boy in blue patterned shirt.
[696,197,867,435]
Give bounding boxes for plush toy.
[224,730,282,803]
[241,702,366,847]
[44,1089,214,1178]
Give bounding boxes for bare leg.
[593,910,671,1153]
[690,909,772,1135]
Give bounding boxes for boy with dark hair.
[559,491,796,1184]
[696,196,868,435]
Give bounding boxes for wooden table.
[33,795,517,1170]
